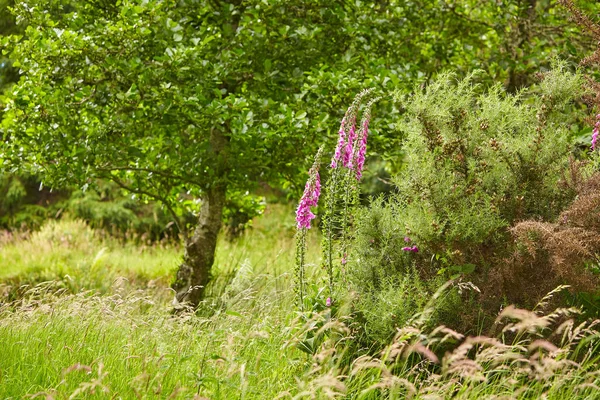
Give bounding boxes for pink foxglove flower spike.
[343,120,357,168]
[296,148,324,230]
[355,118,370,180]
[331,119,346,168]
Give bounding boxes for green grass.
[0,205,323,399]
[0,219,179,291]
[0,285,304,399]
[2,205,600,399]
[0,205,319,299]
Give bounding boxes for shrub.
[0,173,67,229]
[488,166,600,311]
[348,65,590,335]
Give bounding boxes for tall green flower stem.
[338,97,380,286]
[294,146,323,309]
[294,229,308,309]
[321,90,375,300]
[322,166,341,298]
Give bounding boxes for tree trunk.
[172,127,228,309]
[506,0,537,93]
[172,185,226,308]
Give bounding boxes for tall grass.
[2,205,600,399]
[0,285,305,399]
[0,204,324,398]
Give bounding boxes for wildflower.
[326,297,331,307]
[404,236,411,243]
[341,254,347,265]
[402,246,412,252]
[342,120,357,168]
[402,245,419,253]
[355,118,370,180]
[296,148,323,230]
[314,172,321,200]
[592,114,600,151]
[330,89,375,170]
[331,120,346,168]
[353,97,378,180]
[296,173,320,229]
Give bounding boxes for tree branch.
[97,165,204,188]
[442,1,495,30]
[108,175,188,243]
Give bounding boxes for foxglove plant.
[295,90,380,310]
[295,146,323,309]
[322,91,380,303]
[343,121,357,168]
[331,119,346,169]
[337,96,380,284]
[296,170,321,229]
[321,90,373,299]
[353,97,378,181]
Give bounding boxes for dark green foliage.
[0,173,67,229]
[0,175,190,241]
[66,181,185,241]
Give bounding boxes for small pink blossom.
[402,245,419,253]
[341,254,347,265]
[404,236,411,243]
[342,122,357,168]
[355,119,370,180]
[326,297,331,307]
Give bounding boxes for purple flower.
[331,120,346,168]
[326,297,332,307]
[404,236,411,243]
[592,114,600,151]
[314,173,321,200]
[341,254,347,265]
[296,171,321,230]
[402,245,419,253]
[355,119,370,180]
[342,121,357,168]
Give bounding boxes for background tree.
[2,0,383,307]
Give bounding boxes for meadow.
[3,2,600,398]
[0,205,324,399]
[1,204,600,399]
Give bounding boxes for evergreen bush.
[349,64,591,337]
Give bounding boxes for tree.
[1,0,596,307]
[1,0,384,307]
